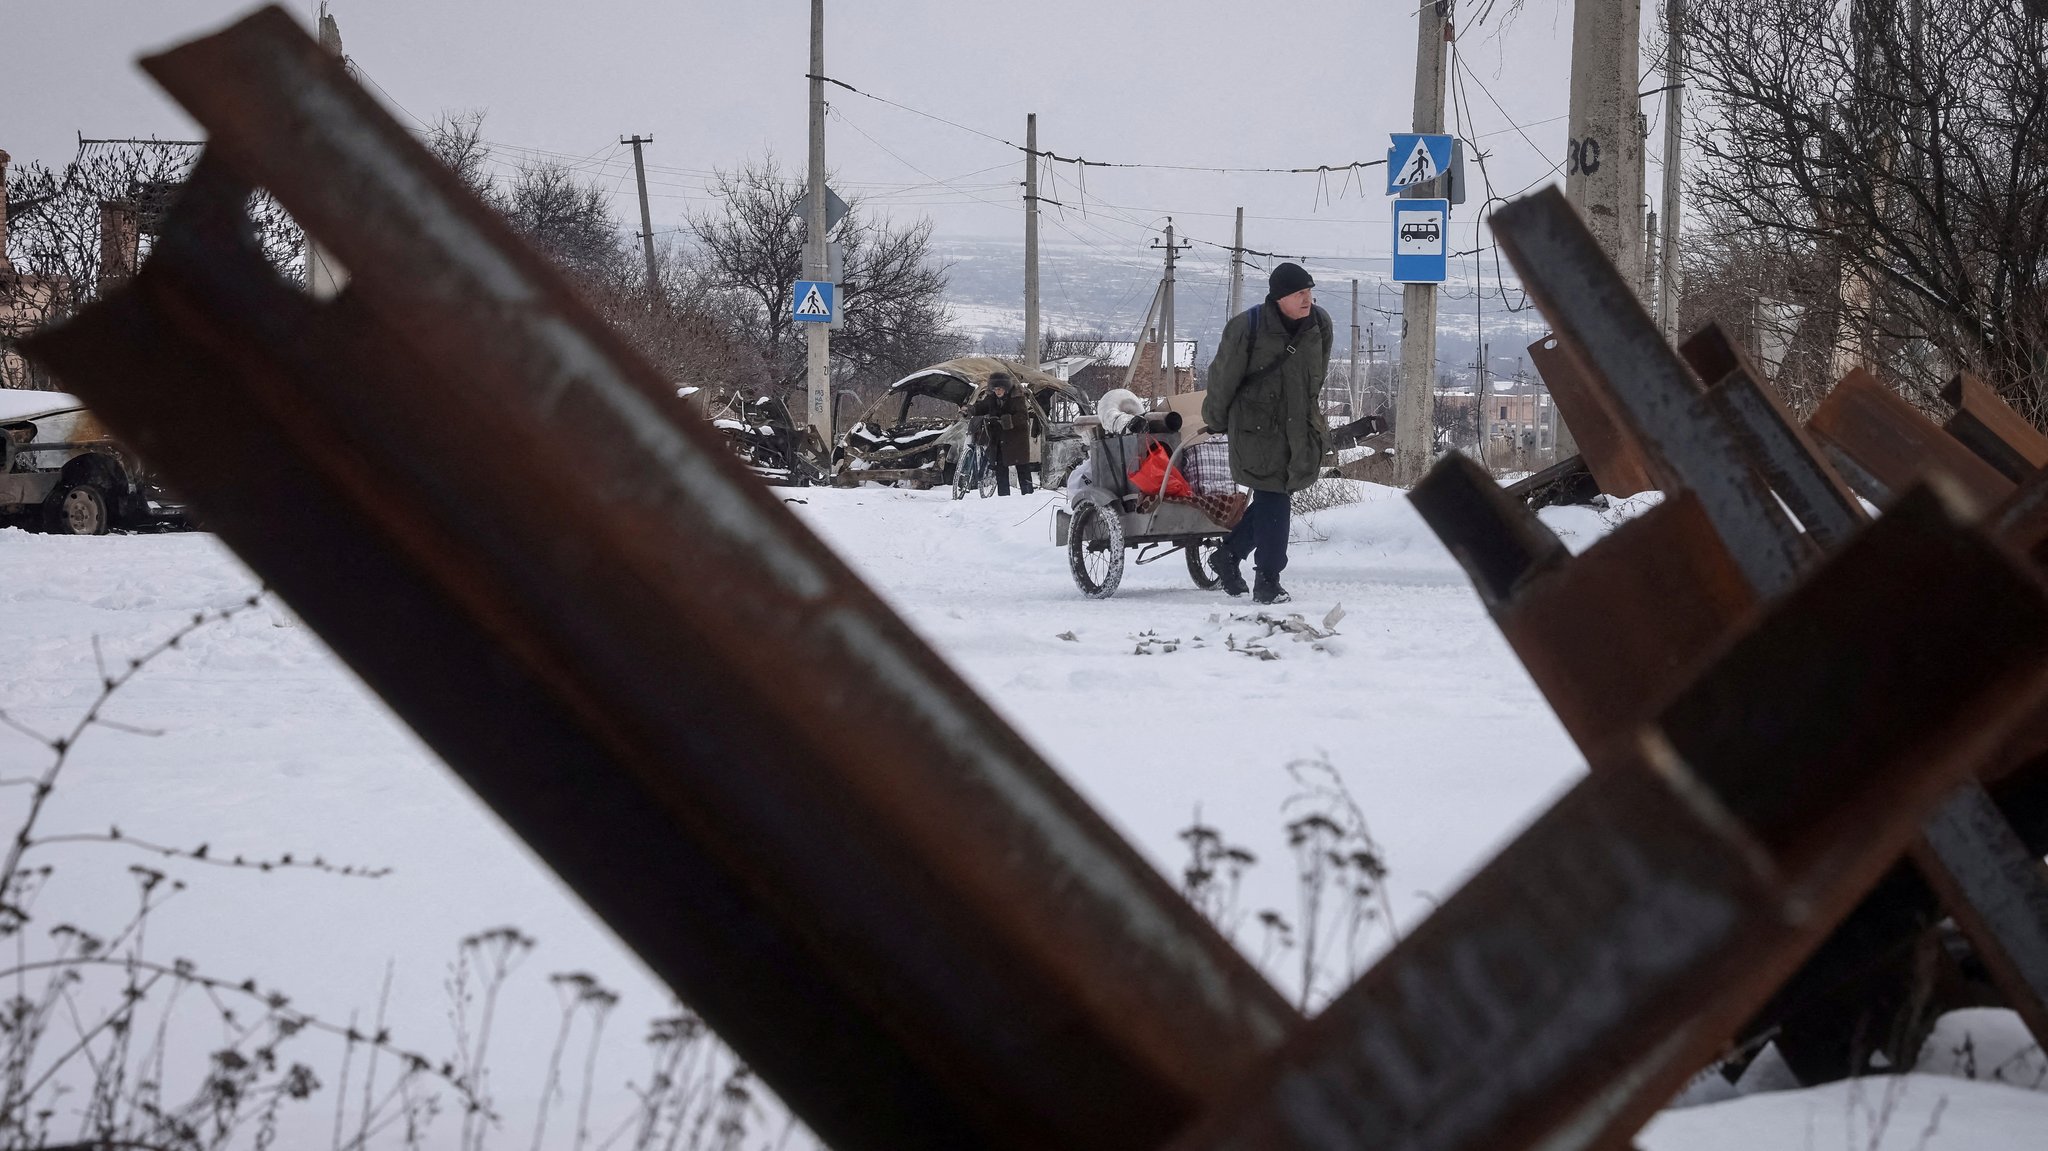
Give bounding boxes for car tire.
[45,481,112,536]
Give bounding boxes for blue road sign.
[1387,133,1455,194]
[793,280,835,324]
[1392,199,1449,284]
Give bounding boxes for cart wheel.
[1068,501,1125,598]
[1186,539,1225,589]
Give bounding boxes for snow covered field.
[2,482,2043,1148]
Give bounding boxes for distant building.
[1057,335,1197,400]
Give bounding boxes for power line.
[813,71,1391,178]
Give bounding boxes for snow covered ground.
[2,481,2043,1148]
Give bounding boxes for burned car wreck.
[705,390,830,487]
[838,357,1092,489]
[1,390,187,534]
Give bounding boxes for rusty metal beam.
[1911,784,2048,1047]
[1177,480,2048,1151]
[1680,323,1867,553]
[1492,188,1814,600]
[1944,372,2048,484]
[1408,453,1572,610]
[1470,193,2048,1083]
[1808,368,2014,509]
[1527,333,1665,497]
[24,10,1296,1150]
[1414,455,1755,756]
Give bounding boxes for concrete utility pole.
[623,135,658,301]
[307,4,349,299]
[1226,206,1245,318]
[1566,0,1646,293]
[1152,219,1190,394]
[1395,0,1449,485]
[1476,264,1489,463]
[804,0,830,444]
[1366,321,1378,415]
[1560,0,1646,459]
[1024,113,1040,369]
[1349,280,1362,418]
[1657,0,1686,339]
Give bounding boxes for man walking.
[1200,262,1332,604]
[968,371,1038,496]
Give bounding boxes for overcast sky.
[7,2,1655,299]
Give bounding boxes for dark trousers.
[991,460,1033,496]
[1225,488,1290,574]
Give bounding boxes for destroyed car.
[0,390,187,534]
[705,390,830,487]
[838,357,1092,489]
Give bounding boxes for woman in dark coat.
[967,372,1039,495]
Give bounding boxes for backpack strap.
[1237,302,1301,387]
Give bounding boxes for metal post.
[306,4,348,299]
[1349,280,1362,419]
[1163,218,1178,394]
[1023,113,1040,369]
[1395,0,1449,484]
[1227,206,1245,318]
[1658,0,1685,338]
[1475,255,1487,462]
[624,134,658,301]
[805,0,831,444]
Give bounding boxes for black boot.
[1252,570,1291,605]
[1216,548,1249,597]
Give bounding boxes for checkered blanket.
[1137,489,1248,530]
[1181,438,1235,494]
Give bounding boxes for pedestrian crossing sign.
[793,280,835,324]
[1386,133,1454,194]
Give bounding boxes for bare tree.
[504,160,624,288]
[1686,0,2048,420]
[3,140,302,388]
[687,155,961,403]
[423,110,496,202]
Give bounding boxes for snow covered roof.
[1097,341,1198,370]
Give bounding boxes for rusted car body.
[0,389,185,533]
[838,356,1092,489]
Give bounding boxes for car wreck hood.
[842,357,1091,467]
[0,390,86,425]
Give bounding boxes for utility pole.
[1349,280,1362,419]
[1023,113,1041,369]
[1657,0,1686,338]
[804,0,830,444]
[1366,321,1378,416]
[1645,208,1660,306]
[1152,219,1190,395]
[1395,0,1449,485]
[623,134,658,301]
[1226,207,1245,318]
[307,4,348,299]
[1476,259,1489,464]
[1564,0,1646,460]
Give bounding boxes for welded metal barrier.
[26,11,2048,1151]
[1433,187,2048,1082]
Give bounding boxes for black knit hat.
[1267,261,1315,302]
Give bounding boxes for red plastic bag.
[1128,442,1192,500]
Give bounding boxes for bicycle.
[951,416,998,500]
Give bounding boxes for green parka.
[1201,301,1333,492]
